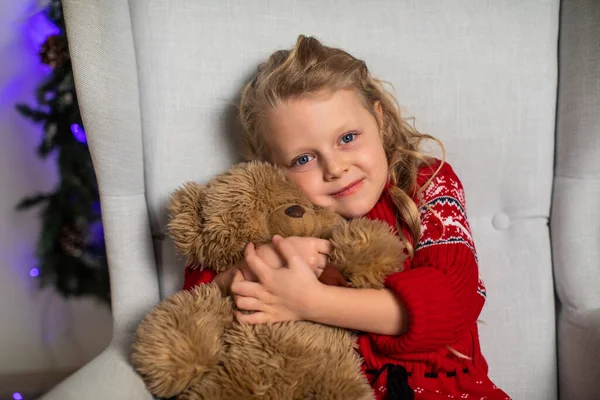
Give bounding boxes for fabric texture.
[183,266,216,289]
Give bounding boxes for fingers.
[236,310,268,324]
[254,243,285,270]
[315,266,325,278]
[231,267,272,318]
[272,235,304,269]
[232,269,244,284]
[316,238,333,257]
[231,277,265,299]
[234,295,263,312]
[244,242,271,282]
[314,238,332,271]
[238,263,258,282]
[272,235,330,272]
[305,255,328,273]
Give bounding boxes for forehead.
[272,89,366,123]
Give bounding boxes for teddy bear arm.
[328,218,407,289]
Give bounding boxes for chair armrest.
[558,308,600,399]
[41,336,152,400]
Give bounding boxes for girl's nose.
[323,156,348,181]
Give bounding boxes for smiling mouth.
[331,179,364,197]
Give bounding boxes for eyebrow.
[281,145,309,162]
[333,122,352,135]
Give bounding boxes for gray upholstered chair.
[42,1,600,399]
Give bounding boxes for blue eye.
[341,132,356,144]
[293,154,314,166]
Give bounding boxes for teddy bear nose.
[285,205,305,218]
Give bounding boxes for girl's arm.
[366,161,485,354]
[232,236,409,336]
[306,285,409,336]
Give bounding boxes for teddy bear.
[131,161,408,400]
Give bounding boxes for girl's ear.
[374,101,384,129]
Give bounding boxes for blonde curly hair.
[239,35,444,254]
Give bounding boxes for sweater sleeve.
[373,162,486,354]
[182,265,216,290]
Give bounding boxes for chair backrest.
[65,1,559,397]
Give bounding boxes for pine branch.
[15,104,49,122]
[16,194,51,210]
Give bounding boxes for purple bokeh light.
[29,267,40,277]
[89,220,105,245]
[25,8,60,50]
[70,123,86,143]
[92,200,101,214]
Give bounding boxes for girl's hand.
[214,243,285,293]
[235,242,286,282]
[272,236,332,277]
[238,236,331,280]
[231,235,324,324]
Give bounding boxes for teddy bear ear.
[167,182,206,266]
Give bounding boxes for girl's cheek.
[301,181,322,204]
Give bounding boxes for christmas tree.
[15,0,110,305]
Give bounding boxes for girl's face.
[265,89,389,218]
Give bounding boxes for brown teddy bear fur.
[131,161,407,400]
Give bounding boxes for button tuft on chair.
[492,213,510,230]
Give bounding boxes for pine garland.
[15,0,110,305]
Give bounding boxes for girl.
[183,35,510,400]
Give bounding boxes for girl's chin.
[332,205,371,219]
[317,197,375,219]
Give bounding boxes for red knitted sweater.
[182,159,510,399]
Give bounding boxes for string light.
[13,393,23,400]
[29,267,40,277]
[70,123,86,143]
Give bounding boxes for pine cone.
[40,35,69,69]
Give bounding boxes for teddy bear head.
[167,161,344,273]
